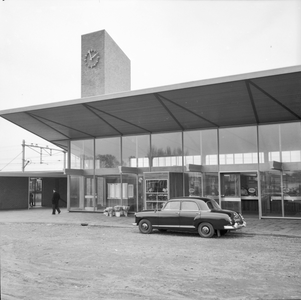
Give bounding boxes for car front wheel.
[198,222,215,238]
[139,219,153,234]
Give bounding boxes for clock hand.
[88,50,92,60]
[91,52,99,59]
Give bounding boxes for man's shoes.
[52,213,55,215]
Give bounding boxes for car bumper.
[132,222,137,226]
[224,221,246,230]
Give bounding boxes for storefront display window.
[283,171,301,217]
[203,173,219,200]
[145,178,168,210]
[240,173,258,197]
[122,135,150,168]
[122,174,138,212]
[260,171,282,217]
[220,173,241,212]
[221,174,240,197]
[186,172,202,197]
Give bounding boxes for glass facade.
[71,139,94,169]
[95,137,120,169]
[151,132,183,168]
[219,126,258,171]
[122,135,150,168]
[184,129,218,169]
[67,122,301,219]
[259,123,301,218]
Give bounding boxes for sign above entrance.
[186,164,203,172]
[270,161,283,171]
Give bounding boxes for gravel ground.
[1,222,301,300]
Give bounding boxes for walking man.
[52,188,61,215]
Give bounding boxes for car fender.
[135,210,161,226]
[193,212,229,230]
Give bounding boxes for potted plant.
[104,207,114,217]
[114,205,123,217]
[103,208,109,216]
[122,205,130,217]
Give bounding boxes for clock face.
[84,49,100,68]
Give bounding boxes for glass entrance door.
[240,172,259,215]
[96,176,105,210]
[220,173,241,213]
[261,171,282,217]
[29,178,42,207]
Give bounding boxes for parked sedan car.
[133,197,246,238]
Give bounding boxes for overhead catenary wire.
[0,151,23,171]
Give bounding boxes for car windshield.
[206,199,221,210]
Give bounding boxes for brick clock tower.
[81,30,131,97]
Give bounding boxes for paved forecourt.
[0,208,301,238]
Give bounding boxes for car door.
[179,200,200,229]
[157,200,180,228]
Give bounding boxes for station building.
[1,30,301,219]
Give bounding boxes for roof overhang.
[0,171,66,178]
[1,66,301,151]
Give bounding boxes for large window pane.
[184,129,218,167]
[151,132,182,167]
[280,123,301,163]
[122,135,150,168]
[185,172,202,197]
[95,137,120,168]
[71,140,94,169]
[203,172,219,202]
[219,126,258,171]
[283,171,301,217]
[258,124,280,171]
[261,171,282,217]
[70,175,84,210]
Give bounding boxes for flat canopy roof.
[1,66,301,150]
[0,171,66,178]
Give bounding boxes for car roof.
[169,197,212,203]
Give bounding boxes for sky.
[0,0,300,171]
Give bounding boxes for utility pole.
[22,140,25,172]
[21,140,30,172]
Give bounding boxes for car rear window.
[181,201,199,211]
[206,200,221,210]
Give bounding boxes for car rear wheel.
[198,222,215,238]
[139,219,153,234]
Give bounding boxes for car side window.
[198,200,210,211]
[164,201,180,210]
[181,201,199,211]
